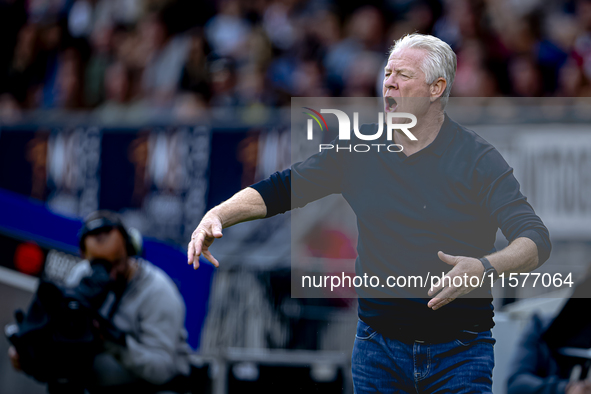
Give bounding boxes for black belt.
[379,325,483,344]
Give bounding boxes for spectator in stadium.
[9,210,191,393]
[140,11,190,105]
[188,33,551,393]
[2,0,591,113]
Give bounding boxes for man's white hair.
[389,33,456,107]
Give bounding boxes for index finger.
[188,241,195,264]
[428,275,447,297]
[428,271,456,296]
[428,285,459,309]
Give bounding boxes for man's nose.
[384,75,398,90]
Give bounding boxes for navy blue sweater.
[251,114,551,341]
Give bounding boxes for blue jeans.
[352,319,495,393]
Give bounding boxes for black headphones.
[78,211,142,257]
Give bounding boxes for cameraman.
[8,211,191,393]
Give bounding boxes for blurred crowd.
[0,0,591,122]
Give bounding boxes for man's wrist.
[479,257,499,281]
[209,207,225,227]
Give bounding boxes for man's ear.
[430,78,447,101]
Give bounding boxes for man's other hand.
[8,346,21,371]
[427,251,485,310]
[188,210,223,269]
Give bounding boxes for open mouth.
[385,96,397,112]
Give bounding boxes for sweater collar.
[423,112,456,157]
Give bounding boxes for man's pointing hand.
[188,211,224,269]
